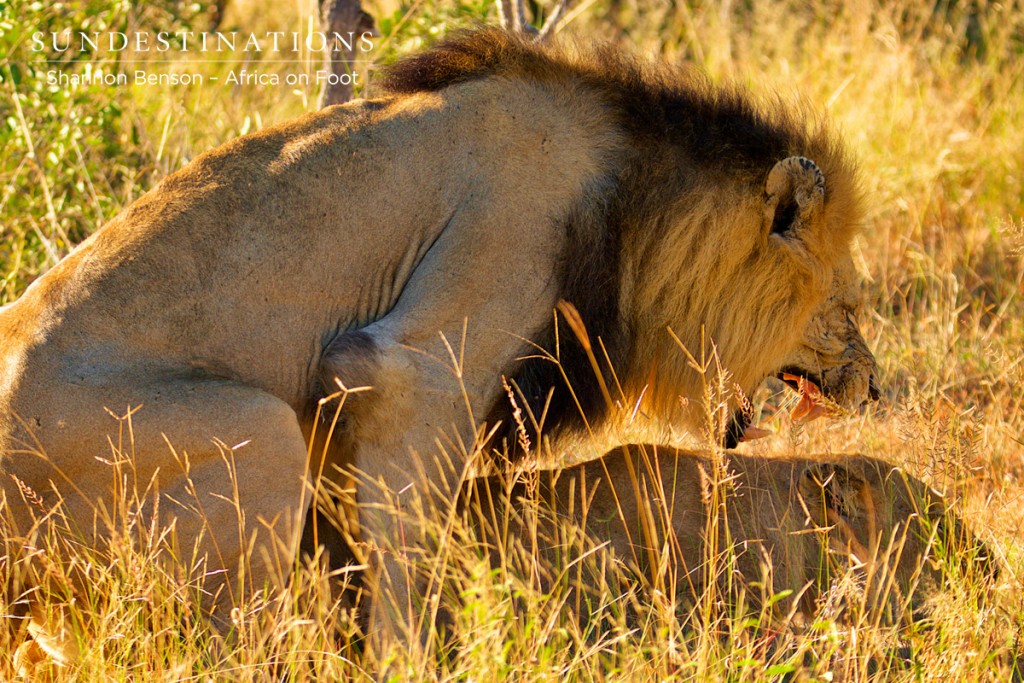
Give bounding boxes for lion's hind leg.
[5,376,313,630]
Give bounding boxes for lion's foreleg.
[320,193,565,659]
[321,336,477,656]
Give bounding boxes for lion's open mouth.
[779,371,828,422]
[736,369,828,443]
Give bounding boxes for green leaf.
[766,663,797,676]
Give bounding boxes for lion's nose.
[867,375,881,401]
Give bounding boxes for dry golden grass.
[1,0,1022,679]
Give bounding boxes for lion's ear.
[764,156,826,236]
[798,461,870,528]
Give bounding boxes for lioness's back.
[468,446,990,619]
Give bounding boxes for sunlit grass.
[2,0,1023,679]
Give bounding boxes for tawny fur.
[308,445,993,626]
[2,30,877,641]
[16,447,993,676]
[460,446,994,622]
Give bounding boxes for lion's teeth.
[740,425,772,441]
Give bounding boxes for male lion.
[1,29,876,645]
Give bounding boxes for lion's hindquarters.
[3,377,312,624]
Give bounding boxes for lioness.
[456,446,995,622]
[312,446,995,624]
[15,446,991,678]
[1,29,877,643]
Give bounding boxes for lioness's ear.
[764,156,826,236]
[799,461,869,527]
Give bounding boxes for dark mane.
[379,27,533,93]
[379,28,845,179]
[379,29,856,455]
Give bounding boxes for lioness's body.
[463,446,987,618]
[2,30,877,640]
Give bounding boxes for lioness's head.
[591,448,998,623]
[796,456,998,618]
